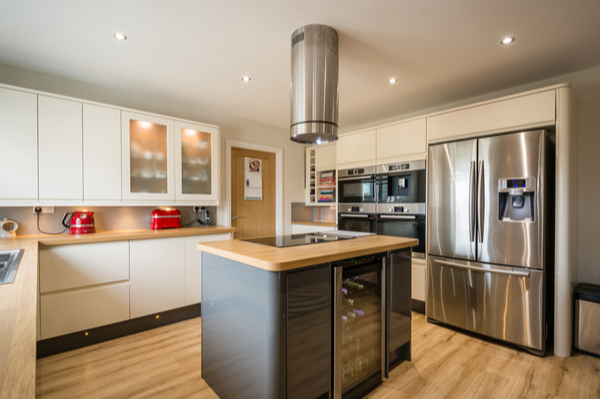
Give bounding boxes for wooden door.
[231,147,276,239]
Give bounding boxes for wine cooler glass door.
[338,262,383,396]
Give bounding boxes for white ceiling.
[2,0,600,131]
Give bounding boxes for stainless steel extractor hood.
[290,24,339,144]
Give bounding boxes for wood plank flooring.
[36,313,600,399]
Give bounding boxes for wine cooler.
[334,254,385,399]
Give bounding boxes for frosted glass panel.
[181,128,212,195]
[129,119,168,193]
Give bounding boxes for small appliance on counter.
[0,218,19,238]
[61,211,96,234]
[151,208,182,229]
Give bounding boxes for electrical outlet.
[193,206,200,212]
[33,206,54,214]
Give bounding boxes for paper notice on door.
[244,157,262,200]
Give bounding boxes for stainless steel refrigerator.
[426,129,554,354]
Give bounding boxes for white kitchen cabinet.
[38,95,83,202]
[314,144,336,170]
[174,121,219,203]
[336,130,376,168]
[0,87,38,202]
[39,242,129,293]
[185,233,231,305]
[129,237,186,318]
[83,104,121,202]
[427,89,556,143]
[412,258,426,302]
[376,118,426,164]
[122,111,175,202]
[40,282,130,339]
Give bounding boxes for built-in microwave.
[338,166,377,204]
[376,160,426,204]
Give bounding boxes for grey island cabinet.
[197,235,417,399]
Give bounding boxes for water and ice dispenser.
[498,177,536,222]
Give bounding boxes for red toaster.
[151,208,182,229]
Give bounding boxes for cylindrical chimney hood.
[290,24,339,144]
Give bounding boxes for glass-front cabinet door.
[122,111,175,201]
[174,121,219,202]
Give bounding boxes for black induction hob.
[241,233,356,248]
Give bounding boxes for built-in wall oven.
[376,160,426,258]
[338,166,377,204]
[337,204,376,234]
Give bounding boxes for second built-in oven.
[338,204,377,234]
[376,205,426,258]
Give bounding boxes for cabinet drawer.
[40,282,130,339]
[40,241,129,293]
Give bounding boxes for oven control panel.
[347,206,364,212]
[386,206,410,213]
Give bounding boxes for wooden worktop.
[197,235,418,272]
[7,225,236,246]
[0,239,38,399]
[0,225,234,399]
[291,220,337,227]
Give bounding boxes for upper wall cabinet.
[314,144,336,170]
[376,118,426,164]
[0,87,38,202]
[122,111,175,202]
[336,130,376,168]
[174,121,219,202]
[83,104,121,203]
[38,96,83,203]
[427,90,556,143]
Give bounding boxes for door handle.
[333,266,342,399]
[339,214,369,218]
[477,160,484,243]
[379,215,416,220]
[469,161,476,242]
[231,215,242,219]
[434,259,530,277]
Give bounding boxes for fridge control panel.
[498,177,536,192]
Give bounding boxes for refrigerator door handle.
[333,266,342,399]
[433,258,530,277]
[381,256,387,379]
[477,160,485,243]
[469,161,476,242]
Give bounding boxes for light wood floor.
[36,313,600,399]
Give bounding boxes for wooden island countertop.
[197,235,418,272]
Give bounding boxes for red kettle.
[61,211,96,234]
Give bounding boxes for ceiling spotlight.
[242,76,251,82]
[388,78,397,84]
[113,32,127,41]
[501,37,514,45]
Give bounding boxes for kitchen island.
[197,234,417,399]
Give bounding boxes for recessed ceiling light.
[388,78,397,84]
[501,37,514,45]
[113,32,127,41]
[242,76,251,82]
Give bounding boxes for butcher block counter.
[197,234,418,271]
[0,225,235,399]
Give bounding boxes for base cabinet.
[40,282,130,340]
[130,237,186,318]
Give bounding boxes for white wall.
[0,63,305,235]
